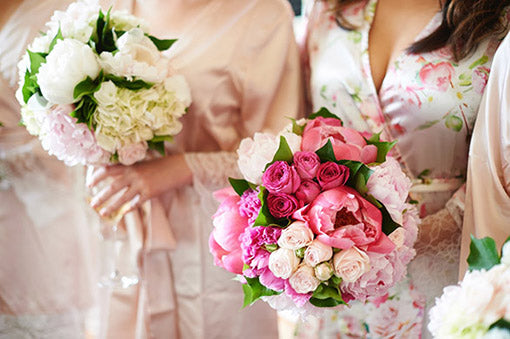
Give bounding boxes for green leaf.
[48,28,63,52]
[0,121,3,127]
[445,115,463,132]
[489,319,510,332]
[365,133,397,163]
[272,136,294,163]
[73,73,104,100]
[110,152,119,163]
[288,117,305,136]
[150,135,174,143]
[27,50,46,75]
[147,140,166,156]
[104,74,154,90]
[71,96,97,128]
[467,235,500,271]
[417,169,430,180]
[329,275,342,287]
[354,172,368,195]
[315,139,337,162]
[338,160,373,187]
[147,35,178,51]
[308,107,342,122]
[242,277,280,308]
[21,70,39,104]
[309,284,345,308]
[380,204,401,235]
[228,178,252,196]
[253,188,279,227]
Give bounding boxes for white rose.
[501,241,510,266]
[278,221,314,250]
[237,133,278,184]
[268,248,300,279]
[99,28,170,83]
[118,142,147,165]
[38,39,100,104]
[289,265,321,294]
[314,262,334,281]
[333,247,370,283]
[164,75,192,107]
[304,239,333,267]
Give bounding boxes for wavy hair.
[330,0,510,61]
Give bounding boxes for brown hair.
[330,0,510,61]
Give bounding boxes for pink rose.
[209,187,248,274]
[366,157,411,224]
[295,180,321,205]
[262,161,301,194]
[118,142,147,165]
[293,151,321,179]
[419,61,455,92]
[289,265,320,294]
[268,248,300,279]
[472,66,490,95]
[317,161,350,190]
[333,246,370,283]
[304,239,333,267]
[267,193,299,218]
[301,117,378,163]
[306,186,395,254]
[277,221,314,250]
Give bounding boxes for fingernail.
[100,209,108,217]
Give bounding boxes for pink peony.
[293,151,321,179]
[366,157,411,225]
[240,226,281,270]
[295,180,321,205]
[267,193,299,218]
[418,61,455,92]
[262,161,301,194]
[316,161,350,190]
[209,187,249,274]
[306,186,395,254]
[39,104,110,166]
[118,141,147,165]
[238,189,262,225]
[301,117,378,163]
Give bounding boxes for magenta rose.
[317,161,349,190]
[306,186,395,254]
[295,180,321,205]
[209,187,249,274]
[293,151,321,179]
[262,161,301,194]
[301,117,378,163]
[267,193,299,218]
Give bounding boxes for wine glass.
[86,166,139,289]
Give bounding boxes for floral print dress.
[302,0,507,337]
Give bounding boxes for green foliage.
[265,136,294,170]
[253,188,278,227]
[309,283,345,308]
[92,8,117,54]
[315,140,337,163]
[71,96,97,128]
[467,235,500,271]
[147,35,177,51]
[242,277,280,308]
[150,135,174,143]
[288,117,305,136]
[73,73,104,100]
[380,204,401,235]
[228,178,252,196]
[365,132,397,163]
[308,107,343,122]
[147,140,165,156]
[104,74,154,90]
[489,319,510,332]
[48,28,63,52]
[21,50,49,103]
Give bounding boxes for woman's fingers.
[87,165,126,188]
[90,177,128,210]
[99,187,141,217]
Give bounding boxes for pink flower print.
[419,62,455,92]
[472,66,490,95]
[359,98,384,126]
[431,46,454,60]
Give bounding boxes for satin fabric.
[100,0,303,338]
[461,33,510,274]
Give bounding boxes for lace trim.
[184,151,241,191]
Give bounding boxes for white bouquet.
[428,236,510,339]
[17,0,191,166]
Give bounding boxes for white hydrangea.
[37,39,101,104]
[46,0,100,42]
[93,80,188,153]
[99,28,171,83]
[19,94,50,136]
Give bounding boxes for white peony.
[237,131,302,185]
[99,28,171,83]
[20,94,50,136]
[93,80,188,153]
[38,39,100,104]
[46,0,100,42]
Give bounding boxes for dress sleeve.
[460,34,510,273]
[185,0,303,192]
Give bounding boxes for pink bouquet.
[209,108,419,312]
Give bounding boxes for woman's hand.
[87,154,192,218]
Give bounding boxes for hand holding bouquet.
[16,0,191,167]
[429,236,510,338]
[209,108,419,314]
